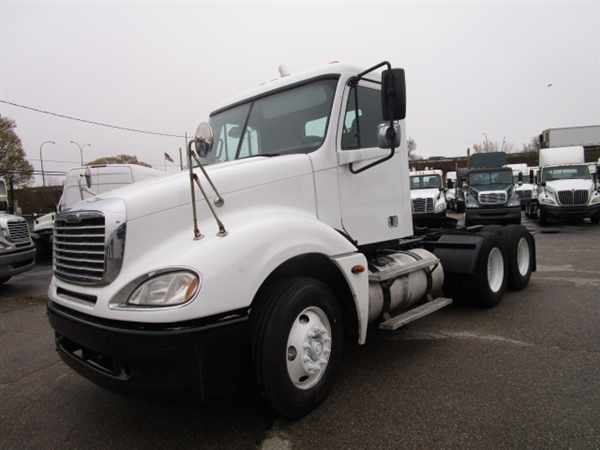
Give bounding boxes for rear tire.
[445,233,507,308]
[591,215,600,225]
[502,225,534,290]
[251,277,343,419]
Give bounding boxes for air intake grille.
[54,214,106,284]
[7,220,31,243]
[412,198,434,213]
[478,192,507,205]
[558,190,588,206]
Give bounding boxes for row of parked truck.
[410,146,600,226]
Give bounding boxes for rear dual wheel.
[483,225,534,291]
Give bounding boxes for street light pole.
[70,140,91,166]
[39,140,56,187]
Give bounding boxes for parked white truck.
[33,164,163,254]
[537,146,600,224]
[505,163,536,210]
[409,169,447,225]
[47,62,536,418]
[0,177,36,285]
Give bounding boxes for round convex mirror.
[195,122,214,157]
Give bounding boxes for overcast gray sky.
[2,0,600,184]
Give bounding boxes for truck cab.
[537,146,600,224]
[409,169,447,225]
[464,167,522,226]
[46,62,536,418]
[505,163,536,210]
[0,177,36,285]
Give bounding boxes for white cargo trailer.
[541,125,600,148]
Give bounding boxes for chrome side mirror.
[377,122,401,149]
[194,122,214,157]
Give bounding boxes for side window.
[341,85,383,150]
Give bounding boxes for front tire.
[251,277,343,419]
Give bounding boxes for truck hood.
[545,179,594,192]
[0,212,25,226]
[410,188,441,200]
[69,154,315,220]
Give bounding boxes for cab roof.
[210,62,365,116]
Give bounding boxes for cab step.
[378,297,453,331]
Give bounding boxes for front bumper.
[465,206,521,224]
[47,301,249,395]
[539,203,600,219]
[0,244,36,278]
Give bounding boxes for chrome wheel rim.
[517,237,530,277]
[286,306,332,390]
[487,247,504,293]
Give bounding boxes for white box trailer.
[541,125,600,148]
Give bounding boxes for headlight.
[127,270,200,307]
[466,193,478,208]
[539,190,557,206]
[508,192,520,207]
[590,191,600,205]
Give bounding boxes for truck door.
[336,80,412,245]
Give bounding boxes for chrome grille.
[478,192,507,205]
[412,198,434,213]
[54,214,106,284]
[558,190,588,206]
[7,220,31,242]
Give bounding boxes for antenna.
[278,65,290,77]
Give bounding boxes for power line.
[0,99,188,138]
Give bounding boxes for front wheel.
[251,277,343,419]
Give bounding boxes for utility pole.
[39,140,55,187]
[178,147,183,170]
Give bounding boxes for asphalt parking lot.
[2,217,600,449]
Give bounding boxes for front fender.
[50,206,359,324]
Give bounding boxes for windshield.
[469,170,513,186]
[542,165,591,182]
[410,175,441,190]
[202,78,338,165]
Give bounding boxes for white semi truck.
[33,164,163,255]
[409,169,447,225]
[505,163,536,210]
[0,177,36,284]
[47,62,536,418]
[536,146,600,224]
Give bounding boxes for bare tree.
[521,136,541,153]
[407,137,420,160]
